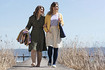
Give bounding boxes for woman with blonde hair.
[25,5,46,67]
[44,2,64,68]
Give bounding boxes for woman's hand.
[24,28,29,32]
[46,30,51,33]
[43,24,47,28]
[58,18,61,23]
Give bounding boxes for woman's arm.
[59,13,64,26]
[25,17,32,30]
[43,15,48,32]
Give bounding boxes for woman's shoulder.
[45,14,51,18]
[29,15,35,19]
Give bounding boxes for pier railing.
[14,54,47,61]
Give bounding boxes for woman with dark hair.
[25,5,46,67]
[44,2,64,68]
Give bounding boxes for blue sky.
[0,0,105,49]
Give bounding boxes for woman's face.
[53,4,59,12]
[38,7,44,15]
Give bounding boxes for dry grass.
[58,39,105,70]
[0,49,16,70]
[0,37,16,70]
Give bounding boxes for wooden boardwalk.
[8,58,74,70]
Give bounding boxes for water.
[14,49,48,62]
[14,47,105,62]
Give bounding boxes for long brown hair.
[47,2,58,15]
[33,5,44,18]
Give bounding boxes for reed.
[0,37,16,70]
[0,49,16,70]
[58,39,105,70]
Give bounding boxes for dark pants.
[48,46,58,65]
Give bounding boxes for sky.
[0,0,105,49]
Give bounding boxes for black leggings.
[48,46,58,64]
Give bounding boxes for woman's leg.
[48,46,53,64]
[31,50,36,66]
[36,51,42,67]
[53,48,58,65]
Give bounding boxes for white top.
[50,13,58,26]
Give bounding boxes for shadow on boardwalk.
[8,58,74,70]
